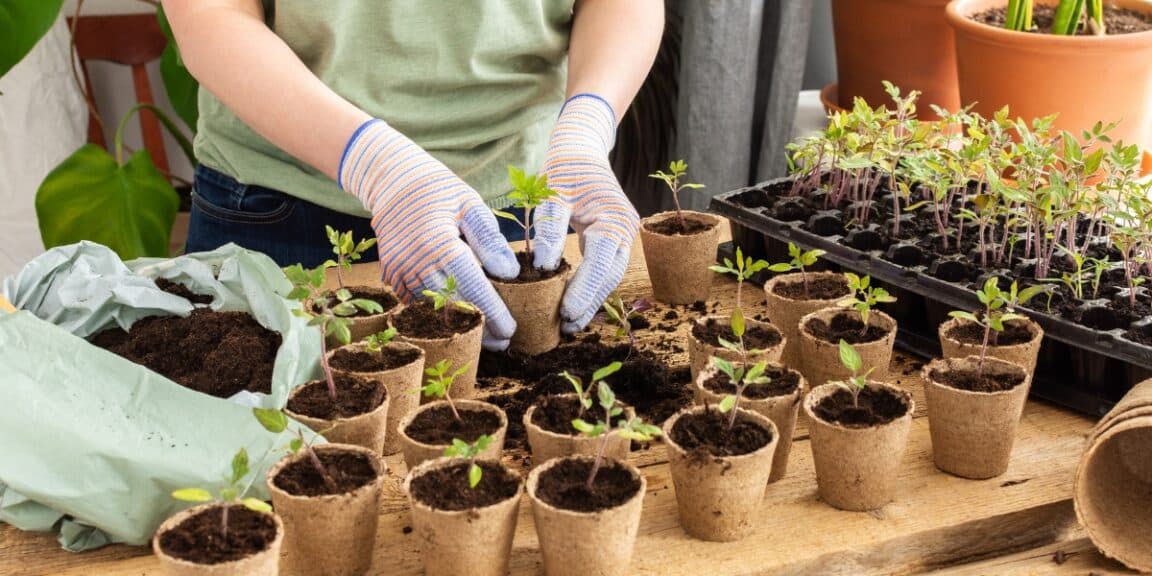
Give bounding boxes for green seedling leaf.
[838,339,863,373]
[949,311,981,325]
[731,307,746,338]
[253,408,289,434]
[468,463,482,488]
[718,395,737,413]
[241,498,273,514]
[172,488,214,503]
[592,362,622,384]
[230,449,250,486]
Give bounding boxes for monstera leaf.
[0,0,65,82]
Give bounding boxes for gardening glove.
[534,94,640,334]
[339,119,519,351]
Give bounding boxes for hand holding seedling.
[837,273,896,336]
[442,435,494,489]
[422,359,469,422]
[649,159,705,230]
[492,166,558,262]
[830,340,873,408]
[949,278,1046,376]
[571,362,660,489]
[172,448,272,540]
[322,226,376,290]
[767,242,826,298]
[709,246,769,311]
[254,407,340,493]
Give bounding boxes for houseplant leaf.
[0,0,65,81]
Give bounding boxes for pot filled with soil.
[326,285,403,348]
[798,307,897,387]
[266,443,385,576]
[803,381,914,511]
[526,455,647,576]
[693,362,805,482]
[640,210,723,305]
[403,456,524,576]
[938,316,1043,380]
[326,340,424,455]
[284,371,390,455]
[153,502,283,576]
[687,315,785,382]
[491,257,570,356]
[763,271,851,372]
[393,299,484,400]
[524,394,634,465]
[398,399,508,470]
[662,406,778,541]
[923,355,1030,479]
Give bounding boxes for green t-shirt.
[194,1,574,216]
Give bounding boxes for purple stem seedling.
[571,363,660,490]
[421,359,470,422]
[709,245,769,313]
[254,408,341,494]
[767,242,826,298]
[443,435,494,489]
[836,273,897,337]
[171,447,273,540]
[948,278,1047,377]
[649,159,706,231]
[322,226,376,291]
[598,295,651,354]
[422,276,478,326]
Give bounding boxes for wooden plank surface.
[0,230,1122,575]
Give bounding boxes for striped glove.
[339,119,519,350]
[535,94,640,333]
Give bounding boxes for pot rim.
[799,307,898,342]
[489,257,574,287]
[524,394,636,441]
[392,307,486,344]
[152,501,284,569]
[803,381,915,431]
[764,271,851,305]
[403,456,524,514]
[661,405,779,463]
[946,0,1152,48]
[398,399,508,451]
[284,373,389,426]
[693,362,806,403]
[525,454,647,517]
[639,210,723,236]
[691,314,785,339]
[922,355,1030,397]
[938,315,1044,350]
[327,341,426,375]
[265,443,386,503]
[339,283,403,317]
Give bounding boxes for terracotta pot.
[284,373,390,455]
[326,284,402,348]
[833,0,958,119]
[797,308,898,388]
[763,271,850,373]
[526,455,646,576]
[804,381,914,511]
[662,406,778,541]
[153,503,283,576]
[639,210,723,305]
[266,444,385,576]
[947,0,1152,152]
[396,314,484,401]
[327,341,425,456]
[938,316,1043,381]
[1075,415,1152,572]
[923,355,1030,479]
[397,399,508,470]
[692,362,805,483]
[491,263,569,356]
[524,394,633,466]
[686,315,785,383]
[403,457,523,576]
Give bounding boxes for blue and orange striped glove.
[535,94,640,333]
[339,119,520,351]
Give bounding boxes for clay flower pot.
[153,503,283,576]
[923,355,1030,479]
[832,0,959,119]
[938,316,1043,381]
[524,394,633,466]
[797,307,897,388]
[397,399,508,470]
[662,406,778,541]
[394,304,485,400]
[946,0,1152,152]
[526,455,647,576]
[327,341,425,455]
[284,372,390,455]
[763,271,850,372]
[403,457,524,576]
[692,362,805,483]
[266,444,385,576]
[639,210,722,305]
[804,381,914,511]
[491,260,570,356]
[686,315,785,382]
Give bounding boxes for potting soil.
[405,405,503,445]
[691,316,783,349]
[805,312,890,344]
[974,4,1152,34]
[157,506,278,565]
[670,409,774,458]
[813,387,909,428]
[329,346,422,372]
[642,214,715,236]
[495,252,571,283]
[271,450,377,497]
[929,366,1027,393]
[770,275,851,301]
[409,461,520,511]
[534,459,640,512]
[945,319,1035,347]
[393,300,482,339]
[701,366,801,399]
[286,373,386,419]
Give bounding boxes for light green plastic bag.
[0,242,323,550]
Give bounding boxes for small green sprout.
[422,276,478,324]
[948,278,1047,377]
[712,357,771,430]
[766,242,827,298]
[571,364,660,489]
[363,327,398,353]
[492,166,558,261]
[422,359,470,422]
[322,226,376,290]
[831,339,874,408]
[443,435,494,489]
[836,273,896,336]
[649,159,706,231]
[561,361,622,418]
[709,245,769,311]
[171,447,272,540]
[253,407,340,494]
[599,295,652,352]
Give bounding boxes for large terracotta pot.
[946,0,1152,153]
[832,0,959,119]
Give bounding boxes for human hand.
[534,94,640,334]
[340,120,519,350]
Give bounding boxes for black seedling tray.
[711,180,1152,417]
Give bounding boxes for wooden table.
[0,233,1137,575]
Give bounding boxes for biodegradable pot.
[763,271,850,373]
[491,262,569,356]
[397,399,508,470]
[284,373,390,455]
[923,355,1030,479]
[526,455,647,576]
[686,315,785,382]
[662,406,779,541]
[938,316,1043,383]
[798,307,898,388]
[946,0,1152,152]
[1075,415,1152,572]
[692,362,805,483]
[804,381,914,511]
[327,341,425,456]
[639,210,723,305]
[403,457,523,576]
[524,394,633,466]
[832,0,958,119]
[326,284,402,348]
[1091,379,1152,445]
[266,444,385,576]
[153,503,283,576]
[396,313,484,401]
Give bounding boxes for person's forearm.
[162,0,370,180]
[566,0,664,121]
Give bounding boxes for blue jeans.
[186,165,526,268]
